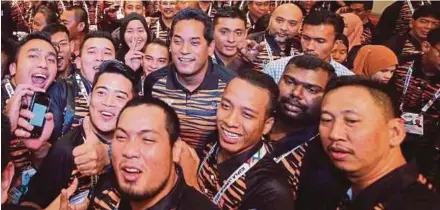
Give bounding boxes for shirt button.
[210,175,215,180]
[204,188,209,193]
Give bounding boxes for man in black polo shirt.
[176,70,294,209]
[247,3,303,71]
[144,8,236,156]
[267,55,348,209]
[85,97,217,210]
[320,77,440,209]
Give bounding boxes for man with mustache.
[248,3,303,71]
[320,76,440,209]
[21,60,137,209]
[266,55,348,209]
[264,10,354,84]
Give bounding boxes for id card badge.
[89,25,98,31]
[69,189,90,204]
[402,112,424,135]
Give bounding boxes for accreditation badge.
[401,112,424,135]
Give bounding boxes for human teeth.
[34,74,47,79]
[179,58,192,62]
[224,130,240,139]
[124,168,140,173]
[101,111,113,116]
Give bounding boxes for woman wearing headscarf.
[340,13,363,51]
[117,13,152,75]
[331,34,350,66]
[353,45,398,84]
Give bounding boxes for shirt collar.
[166,58,219,94]
[217,141,265,181]
[119,167,187,210]
[264,31,293,56]
[159,16,170,31]
[348,162,419,209]
[268,125,319,157]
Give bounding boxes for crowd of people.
[1,1,440,210]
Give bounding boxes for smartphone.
[27,92,51,138]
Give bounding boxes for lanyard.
[402,61,414,96]
[156,19,161,39]
[198,142,268,205]
[83,2,98,26]
[3,78,15,98]
[264,35,274,63]
[421,88,440,113]
[273,134,319,163]
[407,0,415,14]
[207,3,212,17]
[75,73,89,104]
[59,0,66,12]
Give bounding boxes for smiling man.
[144,8,236,156]
[22,60,137,209]
[148,0,178,42]
[320,76,440,209]
[48,30,117,140]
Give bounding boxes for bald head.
[269,3,303,43]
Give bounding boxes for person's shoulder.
[50,126,84,155]
[179,185,219,210]
[145,66,171,84]
[330,60,354,76]
[389,181,440,209]
[47,80,67,95]
[212,63,237,83]
[1,203,38,210]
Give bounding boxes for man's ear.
[388,118,406,147]
[208,41,215,56]
[77,22,86,33]
[69,40,75,54]
[262,116,275,136]
[422,41,431,54]
[9,62,17,76]
[1,162,15,204]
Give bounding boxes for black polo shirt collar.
[166,58,219,94]
[347,162,419,209]
[118,167,187,210]
[216,141,265,181]
[213,51,225,67]
[269,125,319,157]
[158,15,170,31]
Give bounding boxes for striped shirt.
[247,31,302,72]
[198,139,294,209]
[336,163,440,210]
[361,20,376,45]
[148,17,171,42]
[143,59,236,155]
[263,56,354,84]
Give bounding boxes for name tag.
[402,112,424,135]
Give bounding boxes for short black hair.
[324,76,401,119]
[214,7,247,27]
[170,8,214,45]
[303,10,344,37]
[427,26,440,46]
[234,69,279,118]
[93,60,138,95]
[412,5,440,21]
[12,32,56,63]
[42,23,70,38]
[335,34,349,50]
[66,5,89,34]
[117,97,181,145]
[34,5,59,26]
[79,30,116,56]
[145,38,171,58]
[347,1,374,11]
[1,114,12,172]
[285,55,337,81]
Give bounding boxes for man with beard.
[264,10,354,83]
[21,61,137,209]
[320,77,440,209]
[267,55,348,209]
[42,23,75,80]
[48,30,116,140]
[1,32,57,204]
[148,0,178,42]
[81,97,218,210]
[248,3,303,71]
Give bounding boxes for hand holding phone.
[14,92,55,153]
